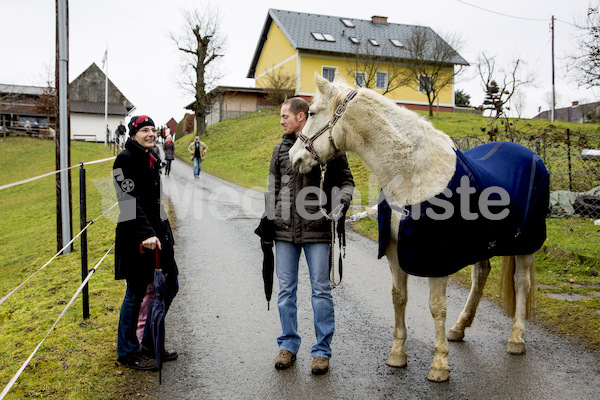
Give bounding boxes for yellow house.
[247,9,469,112]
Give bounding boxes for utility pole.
[551,15,556,122]
[56,0,72,254]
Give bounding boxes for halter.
[298,90,357,164]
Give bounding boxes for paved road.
[154,158,600,399]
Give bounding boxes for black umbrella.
[260,239,274,310]
[255,216,275,310]
[149,247,167,384]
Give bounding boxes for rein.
[298,90,357,164]
[319,163,346,289]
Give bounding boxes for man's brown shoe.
[311,356,329,375]
[274,350,296,370]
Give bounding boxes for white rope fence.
[0,156,116,191]
[0,243,115,400]
[0,201,118,307]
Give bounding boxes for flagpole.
[104,45,108,146]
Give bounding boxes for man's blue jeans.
[193,157,202,175]
[275,241,333,359]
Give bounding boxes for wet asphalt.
[152,158,600,399]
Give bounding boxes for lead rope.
[319,164,345,288]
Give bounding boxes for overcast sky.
[1,0,596,125]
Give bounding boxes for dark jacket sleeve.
[329,152,354,207]
[113,154,157,243]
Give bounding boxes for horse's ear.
[333,73,347,84]
[314,72,330,94]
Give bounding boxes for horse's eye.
[308,111,315,118]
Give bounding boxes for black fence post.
[79,165,90,320]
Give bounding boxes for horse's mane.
[328,80,457,207]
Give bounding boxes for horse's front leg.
[385,239,408,368]
[507,254,533,355]
[427,276,450,382]
[448,259,491,341]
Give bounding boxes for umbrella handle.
[138,245,161,270]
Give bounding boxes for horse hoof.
[447,328,465,342]
[387,354,407,368]
[427,368,450,382]
[507,341,526,355]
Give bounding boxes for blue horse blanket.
[378,142,550,277]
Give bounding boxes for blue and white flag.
[102,49,107,69]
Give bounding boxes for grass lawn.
[1,108,599,398]
[0,137,154,399]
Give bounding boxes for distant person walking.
[187,136,208,178]
[116,121,127,149]
[163,134,175,176]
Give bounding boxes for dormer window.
[369,39,379,46]
[312,32,325,41]
[349,37,359,44]
[390,39,404,48]
[341,18,355,28]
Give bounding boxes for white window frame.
[349,37,359,44]
[419,74,434,93]
[323,33,335,42]
[312,32,325,41]
[355,72,366,87]
[322,66,337,82]
[341,18,355,28]
[369,39,379,46]
[376,71,388,90]
[390,39,404,48]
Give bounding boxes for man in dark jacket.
[264,98,354,375]
[116,121,127,149]
[113,115,179,370]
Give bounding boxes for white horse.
[289,73,548,382]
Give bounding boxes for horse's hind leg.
[385,240,408,368]
[448,259,491,341]
[507,254,533,355]
[427,276,450,382]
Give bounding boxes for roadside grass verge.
[0,137,154,399]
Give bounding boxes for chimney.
[371,15,388,24]
[572,101,579,107]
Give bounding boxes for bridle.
[297,90,357,164]
[296,89,357,289]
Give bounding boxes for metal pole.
[79,165,89,319]
[104,45,108,146]
[57,0,72,254]
[551,15,556,122]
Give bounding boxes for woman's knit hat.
[128,115,155,136]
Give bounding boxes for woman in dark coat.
[162,134,175,175]
[113,115,178,370]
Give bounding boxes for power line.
[456,0,549,22]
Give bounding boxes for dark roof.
[185,86,277,109]
[70,63,134,110]
[248,9,468,78]
[534,102,600,122]
[0,84,49,96]
[70,101,129,115]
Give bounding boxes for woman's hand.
[142,236,162,251]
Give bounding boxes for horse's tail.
[499,255,535,319]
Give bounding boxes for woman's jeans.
[117,274,179,360]
[275,241,333,358]
[192,157,202,175]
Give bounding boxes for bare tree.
[344,42,407,95]
[511,89,526,118]
[478,52,534,118]
[567,3,600,88]
[399,26,466,117]
[261,67,296,105]
[170,5,226,135]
